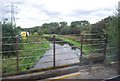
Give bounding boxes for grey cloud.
[29,3,62,18]
[73,10,94,16]
[69,8,114,17]
[92,8,115,17]
[100,8,115,11]
[40,9,61,17]
[33,4,45,9]
[93,12,112,17]
[27,17,51,22]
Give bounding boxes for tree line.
[24,20,90,35]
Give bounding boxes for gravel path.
[67,62,118,80]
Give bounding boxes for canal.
[31,38,81,69]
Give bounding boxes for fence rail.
[2,34,109,74]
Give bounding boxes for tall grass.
[56,35,92,54]
[2,36,50,73]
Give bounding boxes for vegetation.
[2,10,118,72]
[2,23,50,73]
[3,34,50,73]
[19,35,50,71]
[56,35,92,54]
[42,20,90,35]
[2,23,19,56]
[105,16,118,62]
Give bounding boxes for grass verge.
[56,35,92,54]
[2,36,50,73]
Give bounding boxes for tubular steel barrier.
[1,34,110,75]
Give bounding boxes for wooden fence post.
[53,35,56,67]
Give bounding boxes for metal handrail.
[2,52,79,60]
[19,57,78,66]
[1,42,50,46]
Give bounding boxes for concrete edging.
[3,65,80,80]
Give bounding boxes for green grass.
[56,36,92,54]
[2,36,50,73]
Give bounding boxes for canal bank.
[31,37,81,69]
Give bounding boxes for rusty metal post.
[80,34,83,64]
[89,36,94,73]
[53,35,56,67]
[89,59,92,73]
[16,36,19,72]
[103,34,108,59]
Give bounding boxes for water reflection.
[46,37,78,50]
[31,37,81,69]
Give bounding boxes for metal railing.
[1,34,109,75]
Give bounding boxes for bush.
[33,32,38,36]
[2,23,18,56]
[37,29,44,36]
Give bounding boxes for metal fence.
[1,34,109,75]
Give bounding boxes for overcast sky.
[1,0,119,28]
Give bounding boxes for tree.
[70,20,90,27]
[41,23,50,28]
[106,16,118,48]
[49,22,59,28]
[91,21,106,35]
[37,29,44,36]
[59,21,67,27]
[59,26,70,35]
[80,20,90,26]
[54,26,61,34]
[26,26,40,35]
[2,23,18,36]
[2,23,19,56]
[70,21,80,27]
[15,26,24,34]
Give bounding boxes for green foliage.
[71,21,80,27]
[2,23,19,56]
[91,15,118,59]
[33,32,38,36]
[49,22,59,28]
[3,36,50,73]
[70,20,90,27]
[69,26,81,34]
[59,21,67,27]
[41,22,59,28]
[56,36,92,54]
[106,16,118,47]
[2,23,18,36]
[59,26,70,35]
[91,21,106,35]
[18,37,49,71]
[37,29,44,36]
[41,23,50,28]
[39,20,90,35]
[24,26,40,35]
[106,16,118,55]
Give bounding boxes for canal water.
[31,40,81,69]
